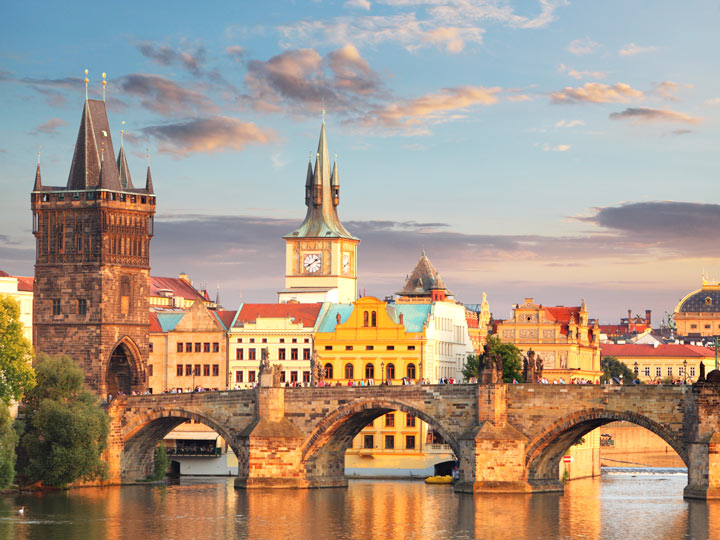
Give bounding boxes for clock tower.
[279,120,359,303]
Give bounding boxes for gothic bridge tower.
[31,92,156,396]
[279,120,359,303]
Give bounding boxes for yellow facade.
[0,274,33,343]
[601,343,716,383]
[673,279,720,338]
[495,298,602,382]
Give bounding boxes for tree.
[18,354,109,487]
[148,445,169,481]
[462,335,524,383]
[0,401,17,488]
[0,296,36,404]
[600,356,637,384]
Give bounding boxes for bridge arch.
[300,397,460,486]
[525,408,688,488]
[120,406,240,482]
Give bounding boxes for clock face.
[342,253,350,274]
[303,253,322,273]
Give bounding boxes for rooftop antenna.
[120,120,125,149]
[102,72,107,101]
[84,69,89,100]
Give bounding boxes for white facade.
[423,301,474,381]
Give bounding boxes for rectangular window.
[186,364,192,376]
[279,348,286,360]
[148,364,154,377]
[249,338,255,343]
[235,371,243,383]
[213,342,219,353]
[385,413,395,427]
[194,364,201,376]
[303,348,311,360]
[406,414,416,427]
[237,338,243,343]
[705,325,712,329]
[644,366,650,377]
[52,299,61,316]
[185,342,192,352]
[303,371,311,383]
[248,370,256,383]
[345,345,354,351]
[177,342,184,353]
[387,345,395,351]
[691,324,697,329]
[366,345,374,351]
[262,338,267,343]
[279,338,285,343]
[405,435,416,450]
[203,342,210,353]
[203,364,210,376]
[177,365,183,376]
[78,298,87,316]
[667,367,673,377]
[656,367,662,377]
[212,365,219,377]
[408,345,415,351]
[325,345,333,351]
[236,349,244,360]
[149,342,154,353]
[281,371,286,383]
[249,348,256,361]
[364,435,374,449]
[194,343,201,353]
[292,338,298,343]
[385,435,395,450]
[290,371,298,382]
[690,366,696,377]
[291,348,298,360]
[304,338,310,343]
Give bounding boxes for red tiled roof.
[601,343,715,358]
[234,303,323,328]
[600,324,622,334]
[149,312,162,333]
[0,270,10,277]
[150,276,206,302]
[544,306,580,324]
[15,277,33,292]
[215,310,237,330]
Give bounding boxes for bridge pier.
[684,432,720,500]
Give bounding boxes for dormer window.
[706,296,713,306]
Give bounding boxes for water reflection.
[3,474,720,540]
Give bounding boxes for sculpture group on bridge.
[522,349,544,383]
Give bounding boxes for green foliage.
[462,335,524,383]
[18,354,109,487]
[148,445,169,481]
[0,296,36,404]
[600,356,637,385]
[0,402,17,488]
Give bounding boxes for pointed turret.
[33,163,42,191]
[67,99,121,191]
[145,165,154,194]
[284,120,356,240]
[397,251,453,299]
[116,145,134,190]
[331,154,339,206]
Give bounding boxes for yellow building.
[601,343,716,383]
[279,120,359,304]
[0,271,34,343]
[673,277,720,338]
[494,297,602,383]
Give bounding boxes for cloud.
[30,117,67,135]
[245,46,383,113]
[609,107,699,124]
[557,64,607,80]
[117,74,218,116]
[346,0,371,9]
[226,46,245,62]
[361,85,500,127]
[550,82,643,104]
[555,119,584,128]
[542,143,571,152]
[619,42,658,56]
[654,81,691,101]
[566,37,600,55]
[141,116,275,156]
[669,129,692,136]
[706,97,720,105]
[422,26,484,53]
[136,42,207,76]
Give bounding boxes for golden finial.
[321,100,326,124]
[84,69,89,100]
[101,145,104,162]
[102,72,107,101]
[120,120,125,148]
[37,149,41,165]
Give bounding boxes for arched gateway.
[106,382,720,500]
[106,338,144,397]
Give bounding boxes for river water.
[1,472,718,540]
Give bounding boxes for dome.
[676,286,720,313]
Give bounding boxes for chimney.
[399,313,404,326]
[628,309,632,321]
[645,310,651,326]
[336,312,341,324]
[524,298,533,304]
[179,272,190,283]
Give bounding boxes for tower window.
[363,311,369,327]
[77,298,87,316]
[371,311,377,327]
[52,299,61,316]
[120,276,131,315]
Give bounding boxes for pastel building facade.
[673,278,720,339]
[601,343,716,383]
[0,271,34,343]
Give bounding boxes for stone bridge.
[106,382,720,499]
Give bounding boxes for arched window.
[386,363,395,380]
[363,311,369,327]
[324,363,334,379]
[365,363,375,379]
[371,311,377,327]
[406,363,416,379]
[345,363,354,380]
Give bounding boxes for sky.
[1,0,720,323]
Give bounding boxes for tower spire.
[33,151,42,191]
[116,121,134,190]
[84,69,89,100]
[331,152,339,206]
[145,149,154,194]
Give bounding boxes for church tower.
[279,120,359,304]
[31,89,156,396]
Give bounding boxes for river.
[1,472,718,540]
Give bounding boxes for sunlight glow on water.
[1,474,718,540]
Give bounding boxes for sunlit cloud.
[619,42,658,56]
[117,73,218,116]
[555,119,584,128]
[542,143,571,152]
[566,37,600,55]
[609,107,699,124]
[30,117,67,135]
[226,46,245,63]
[550,82,643,104]
[345,0,371,9]
[557,64,607,80]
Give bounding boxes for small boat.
[424,475,453,484]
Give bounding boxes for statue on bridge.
[524,349,536,383]
[535,352,544,382]
[310,351,324,386]
[258,347,283,387]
